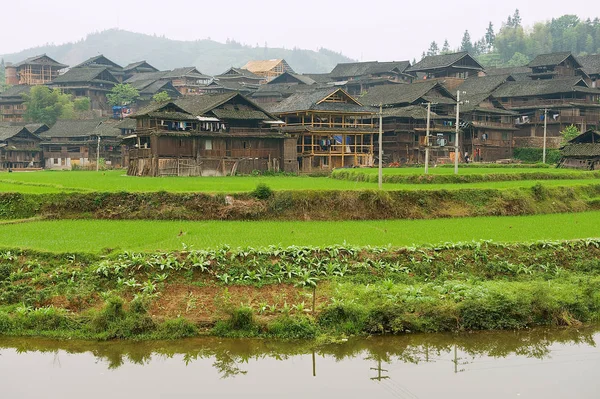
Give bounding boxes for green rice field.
[1,211,598,252]
[333,166,584,176]
[1,170,599,193]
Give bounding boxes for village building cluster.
[1,50,600,174]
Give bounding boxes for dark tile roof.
[123,61,158,73]
[492,77,597,98]
[484,66,532,75]
[304,73,333,83]
[358,81,452,107]
[136,93,278,122]
[124,68,212,84]
[42,119,106,138]
[51,67,119,85]
[0,125,29,141]
[268,72,316,86]
[528,52,581,68]
[561,143,600,157]
[329,61,411,79]
[216,67,263,80]
[271,88,373,114]
[458,75,515,95]
[0,85,31,98]
[407,52,483,72]
[578,54,600,76]
[73,55,123,71]
[13,54,67,69]
[381,105,443,119]
[251,83,322,98]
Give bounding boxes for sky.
[0,0,597,61]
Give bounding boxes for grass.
[333,167,585,176]
[1,170,600,194]
[0,211,599,252]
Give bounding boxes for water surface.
[1,327,599,398]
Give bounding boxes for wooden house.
[241,59,294,81]
[271,88,377,172]
[50,67,120,115]
[251,72,319,104]
[124,67,212,96]
[0,123,43,169]
[328,61,413,95]
[406,52,484,88]
[0,85,31,122]
[527,52,586,81]
[492,77,600,149]
[4,55,67,86]
[122,61,159,81]
[359,81,457,164]
[578,54,600,88]
[72,55,124,82]
[215,67,265,85]
[456,75,519,161]
[125,92,295,176]
[559,130,600,169]
[40,119,126,169]
[127,79,181,106]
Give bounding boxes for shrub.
[267,315,317,339]
[251,183,273,200]
[0,312,13,333]
[157,317,198,339]
[513,148,560,164]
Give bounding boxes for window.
[53,158,60,165]
[243,141,249,149]
[67,146,80,153]
[205,139,212,150]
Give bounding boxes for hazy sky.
[1,0,597,61]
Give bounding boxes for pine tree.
[512,9,522,28]
[427,41,440,56]
[485,22,496,50]
[441,40,450,54]
[460,30,474,54]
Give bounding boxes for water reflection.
[1,327,599,399]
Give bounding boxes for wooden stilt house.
[125,93,296,176]
[271,88,378,172]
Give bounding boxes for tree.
[427,41,439,56]
[441,39,450,54]
[152,91,171,103]
[106,84,140,107]
[22,86,77,126]
[560,124,580,144]
[485,22,496,50]
[506,52,530,66]
[74,97,90,112]
[512,9,522,28]
[460,30,474,54]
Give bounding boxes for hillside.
[0,29,354,75]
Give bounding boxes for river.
[1,327,599,398]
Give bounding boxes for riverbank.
[1,240,599,340]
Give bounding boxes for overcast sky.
[1,0,597,61]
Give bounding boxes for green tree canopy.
[22,86,78,126]
[427,41,439,56]
[460,30,474,54]
[107,84,140,107]
[152,91,171,103]
[560,124,580,144]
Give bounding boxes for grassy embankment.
[1,239,600,340]
[2,169,600,193]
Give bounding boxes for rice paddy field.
[1,211,598,253]
[1,169,600,193]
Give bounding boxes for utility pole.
[96,135,101,172]
[454,90,461,175]
[542,108,548,164]
[378,103,383,189]
[424,102,431,174]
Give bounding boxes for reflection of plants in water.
[213,351,248,379]
[1,326,598,374]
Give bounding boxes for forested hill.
[423,12,600,67]
[0,29,354,75]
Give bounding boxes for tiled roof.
[578,54,600,76]
[13,54,67,69]
[358,81,452,106]
[528,52,580,68]
[51,67,119,85]
[329,61,411,79]
[492,77,597,98]
[407,52,483,72]
[271,88,373,114]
